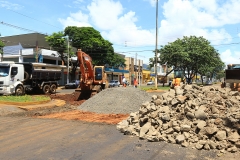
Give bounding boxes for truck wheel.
[43,85,51,94]
[15,85,24,96]
[50,84,57,93]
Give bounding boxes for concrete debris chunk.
[117,84,240,153]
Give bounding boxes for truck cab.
[0,62,25,95]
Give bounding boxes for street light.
[155,0,159,89]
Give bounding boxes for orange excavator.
[223,64,240,91]
[74,49,108,100]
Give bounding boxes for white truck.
[0,61,65,95]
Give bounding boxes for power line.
[0,21,47,35]
[5,8,62,30]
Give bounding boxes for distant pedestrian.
[122,76,126,87]
[134,78,138,88]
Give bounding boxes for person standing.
[122,76,126,87]
[134,78,138,88]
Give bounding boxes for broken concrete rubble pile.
[117,84,240,153]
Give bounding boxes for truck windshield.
[0,67,10,77]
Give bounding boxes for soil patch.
[49,93,85,106]
[38,93,129,124]
[37,110,129,124]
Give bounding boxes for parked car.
[109,80,120,87]
[125,80,130,86]
[205,80,212,85]
[147,81,154,85]
[65,80,80,89]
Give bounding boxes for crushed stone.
[77,87,152,114]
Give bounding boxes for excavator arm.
[77,49,94,85]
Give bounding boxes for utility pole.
[135,53,137,81]
[138,59,141,86]
[67,36,69,84]
[36,41,38,62]
[155,0,159,89]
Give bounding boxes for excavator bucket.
[73,88,93,100]
[73,89,82,101]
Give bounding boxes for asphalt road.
[0,116,221,160]
[0,84,237,160]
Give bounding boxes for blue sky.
[1,0,240,65]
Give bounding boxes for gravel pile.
[77,87,152,114]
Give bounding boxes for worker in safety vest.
[133,78,138,88]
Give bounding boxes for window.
[0,66,10,77]
[95,67,103,80]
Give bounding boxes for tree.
[216,70,225,82]
[64,26,124,66]
[46,27,125,80]
[0,34,5,61]
[159,36,224,84]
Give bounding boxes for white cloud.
[73,0,84,4]
[220,49,240,65]
[0,0,23,10]
[87,0,123,30]
[158,0,240,45]
[58,11,92,29]
[58,0,240,49]
[144,0,156,7]
[58,0,154,46]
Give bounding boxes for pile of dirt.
[117,84,240,153]
[49,93,85,106]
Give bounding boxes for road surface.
[1,116,233,160]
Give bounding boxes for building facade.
[0,33,132,86]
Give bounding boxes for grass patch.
[140,86,170,91]
[0,95,51,102]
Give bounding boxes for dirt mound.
[49,93,85,106]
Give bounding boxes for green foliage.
[0,95,50,102]
[159,36,224,83]
[140,86,170,91]
[64,26,125,66]
[45,32,67,53]
[216,70,225,81]
[0,37,5,55]
[45,27,126,76]
[64,26,113,53]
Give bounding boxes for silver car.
[109,80,120,87]
[147,81,154,85]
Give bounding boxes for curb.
[0,99,66,111]
[146,90,165,93]
[18,99,66,111]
